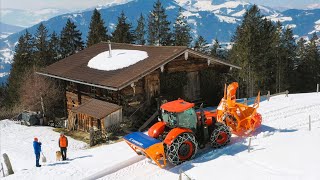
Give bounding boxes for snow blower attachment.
[216,82,262,136]
[124,99,231,168]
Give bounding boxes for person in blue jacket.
[33,137,42,167]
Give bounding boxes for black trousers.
[60,147,67,160]
[35,153,40,166]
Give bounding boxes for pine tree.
[296,38,307,67]
[148,0,172,46]
[229,5,275,96]
[112,11,134,43]
[60,19,84,58]
[194,36,209,54]
[173,7,192,46]
[87,9,109,47]
[135,14,146,45]
[34,23,49,67]
[48,31,61,65]
[210,38,220,57]
[299,33,320,92]
[5,31,34,107]
[280,27,296,92]
[293,38,307,92]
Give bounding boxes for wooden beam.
[130,83,136,96]
[160,65,164,73]
[184,51,188,60]
[207,59,210,66]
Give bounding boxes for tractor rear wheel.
[166,132,198,165]
[210,122,231,148]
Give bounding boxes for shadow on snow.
[167,124,297,174]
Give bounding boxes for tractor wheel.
[166,132,198,165]
[210,122,231,148]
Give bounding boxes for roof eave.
[36,72,119,91]
[186,49,242,69]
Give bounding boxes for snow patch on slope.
[87,49,148,71]
[0,72,9,77]
[0,48,14,64]
[266,13,292,22]
[182,11,201,18]
[232,9,246,17]
[215,15,239,24]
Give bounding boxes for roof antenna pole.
[108,40,112,58]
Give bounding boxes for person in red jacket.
[58,132,68,160]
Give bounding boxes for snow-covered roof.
[87,49,149,71]
[39,42,240,91]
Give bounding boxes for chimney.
[107,40,112,57]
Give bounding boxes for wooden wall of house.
[119,78,145,115]
[103,109,122,132]
[77,113,93,132]
[66,91,91,111]
[144,70,160,105]
[165,55,210,73]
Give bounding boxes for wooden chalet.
[38,42,240,132]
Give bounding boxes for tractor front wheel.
[166,132,198,165]
[210,122,231,148]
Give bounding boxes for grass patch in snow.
[53,128,127,147]
[53,128,90,144]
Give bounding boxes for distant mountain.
[0,8,70,28]
[0,22,24,39]
[0,0,319,83]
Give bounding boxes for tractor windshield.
[161,108,197,130]
[162,110,178,127]
[177,108,197,130]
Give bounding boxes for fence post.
[179,169,191,180]
[248,138,252,153]
[89,127,94,147]
[267,91,270,101]
[317,84,319,93]
[2,153,14,175]
[1,162,5,177]
[309,115,311,131]
[285,90,289,97]
[244,98,248,105]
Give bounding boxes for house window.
[91,86,96,94]
[102,89,108,97]
[67,82,76,91]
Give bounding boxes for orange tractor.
[123,82,262,168]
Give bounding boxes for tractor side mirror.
[200,103,204,109]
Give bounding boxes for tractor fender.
[148,121,166,138]
[163,128,193,145]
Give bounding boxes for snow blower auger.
[216,82,262,136]
[124,99,231,168]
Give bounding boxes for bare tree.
[20,67,63,121]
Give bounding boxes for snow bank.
[87,49,148,71]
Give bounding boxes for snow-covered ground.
[1,92,320,179]
[0,121,137,179]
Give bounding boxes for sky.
[0,0,129,10]
[1,0,320,10]
[243,0,320,9]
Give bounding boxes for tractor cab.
[160,99,197,130]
